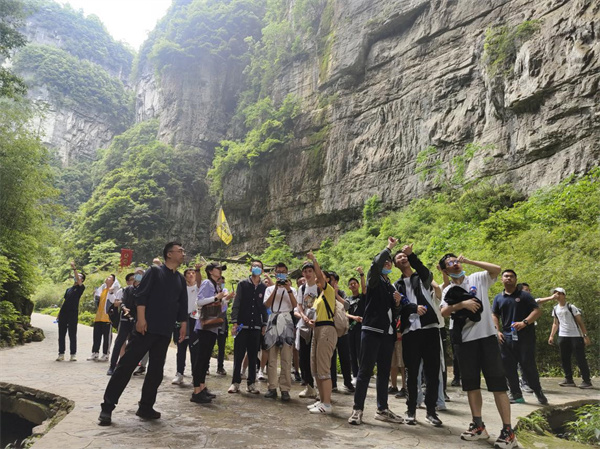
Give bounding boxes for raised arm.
[71,261,83,286]
[356,266,366,294]
[306,252,326,290]
[459,255,501,279]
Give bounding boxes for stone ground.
[0,313,597,449]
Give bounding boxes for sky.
[57,0,172,50]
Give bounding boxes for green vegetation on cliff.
[0,0,28,98]
[13,44,133,130]
[483,20,541,77]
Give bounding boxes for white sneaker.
[228,383,240,394]
[257,370,267,381]
[308,402,332,414]
[307,401,321,410]
[87,353,99,361]
[246,383,260,394]
[98,354,109,362]
[351,377,357,387]
[171,373,184,385]
[56,354,64,361]
[299,385,317,398]
[348,409,363,425]
[69,354,77,362]
[375,408,404,424]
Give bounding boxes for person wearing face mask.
[438,254,517,449]
[348,237,404,426]
[263,263,297,401]
[56,261,85,362]
[228,260,268,394]
[107,269,144,375]
[88,274,122,362]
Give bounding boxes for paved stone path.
[0,314,597,448]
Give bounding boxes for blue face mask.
[251,266,262,276]
[381,268,392,275]
[275,273,287,281]
[449,270,466,279]
[134,273,143,282]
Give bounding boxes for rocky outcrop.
[213,0,600,252]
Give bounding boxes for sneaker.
[228,383,240,394]
[331,386,338,393]
[99,354,109,362]
[87,353,99,361]
[294,371,302,382]
[559,378,576,387]
[520,379,533,394]
[190,390,212,404]
[107,368,114,376]
[460,422,489,441]
[450,378,461,387]
[509,393,525,404]
[307,401,321,410]
[375,408,403,424]
[69,354,77,362]
[299,385,317,398]
[344,383,356,393]
[535,390,548,405]
[425,412,443,427]
[494,427,517,449]
[281,391,291,402]
[308,402,332,414]
[98,409,112,426]
[171,373,184,385]
[56,354,64,362]
[257,370,267,381]
[348,409,363,425]
[204,389,217,399]
[351,377,357,387]
[133,365,146,376]
[395,388,407,399]
[136,408,161,420]
[444,392,451,402]
[388,386,399,394]
[404,410,416,425]
[246,383,260,394]
[579,381,593,389]
[264,389,277,399]
[436,404,448,411]
[216,368,227,376]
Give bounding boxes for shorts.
[391,339,404,368]
[456,335,507,392]
[310,324,337,380]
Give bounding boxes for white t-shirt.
[441,271,497,343]
[187,285,198,315]
[552,303,582,337]
[264,285,297,313]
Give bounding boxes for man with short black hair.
[57,261,85,362]
[492,270,546,405]
[98,242,188,426]
[295,262,319,398]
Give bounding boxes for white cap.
[553,287,566,294]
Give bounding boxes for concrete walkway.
[0,313,597,449]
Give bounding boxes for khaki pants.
[267,343,292,392]
[311,325,337,380]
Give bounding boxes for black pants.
[558,336,591,382]
[331,333,353,388]
[174,317,198,375]
[217,330,227,370]
[58,315,77,355]
[499,330,542,397]
[192,330,217,387]
[402,327,441,414]
[92,322,111,355]
[348,325,362,377]
[110,320,134,369]
[232,328,261,385]
[299,335,314,387]
[353,331,395,411]
[102,331,171,412]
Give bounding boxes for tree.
[0,0,28,98]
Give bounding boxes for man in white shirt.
[263,263,297,402]
[548,287,593,389]
[439,253,516,449]
[295,262,319,399]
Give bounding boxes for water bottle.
[400,293,409,306]
[469,286,477,297]
[511,323,518,341]
[234,323,243,338]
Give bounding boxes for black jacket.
[394,253,439,334]
[231,277,268,330]
[361,248,399,334]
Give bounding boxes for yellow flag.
[216,206,233,245]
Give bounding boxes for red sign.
[120,249,133,267]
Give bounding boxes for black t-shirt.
[59,284,85,316]
[492,289,538,334]
[347,293,365,326]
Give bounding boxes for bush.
[483,20,541,77]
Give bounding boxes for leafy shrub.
[565,403,600,445]
[483,20,541,77]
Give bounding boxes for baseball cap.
[553,287,566,294]
[206,262,227,272]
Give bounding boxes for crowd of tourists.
[56,240,594,449]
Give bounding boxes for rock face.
[213,0,600,252]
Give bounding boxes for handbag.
[200,301,224,329]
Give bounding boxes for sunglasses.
[445,260,459,267]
